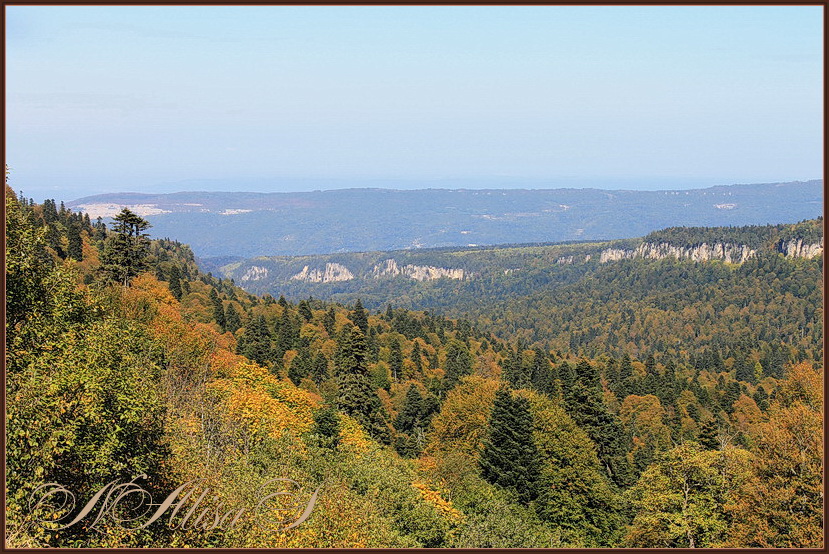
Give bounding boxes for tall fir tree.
[209,288,226,331]
[351,299,369,333]
[444,339,473,390]
[335,326,388,443]
[237,315,271,366]
[479,389,542,504]
[99,208,152,287]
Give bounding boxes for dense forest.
[6,183,823,548]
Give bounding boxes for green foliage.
[311,405,341,448]
[624,443,754,548]
[444,339,473,389]
[479,389,542,504]
[99,208,152,286]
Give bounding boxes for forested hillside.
[6,185,823,548]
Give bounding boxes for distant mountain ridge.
[67,180,823,258]
[206,219,824,311]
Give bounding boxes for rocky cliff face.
[599,242,754,264]
[599,238,823,265]
[777,238,824,259]
[241,266,269,282]
[291,263,354,283]
[371,258,464,281]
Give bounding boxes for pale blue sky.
[5,6,823,202]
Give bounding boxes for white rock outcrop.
[291,263,354,283]
[241,266,269,282]
[599,242,756,264]
[778,238,823,259]
[371,259,464,281]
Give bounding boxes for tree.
[624,442,754,548]
[67,222,83,261]
[336,326,388,442]
[310,352,329,384]
[525,390,621,546]
[479,388,542,504]
[725,362,823,547]
[100,208,152,286]
[697,418,720,450]
[237,315,271,366]
[298,299,313,322]
[444,339,473,389]
[167,265,183,300]
[224,303,242,333]
[566,359,633,486]
[388,338,404,382]
[323,306,336,336]
[209,288,226,331]
[351,299,369,333]
[530,348,554,395]
[312,405,341,449]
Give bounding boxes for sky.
[5,5,824,202]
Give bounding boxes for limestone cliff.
[291,263,354,283]
[371,259,465,281]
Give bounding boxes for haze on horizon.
[6,6,823,203]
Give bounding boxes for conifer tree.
[312,405,341,449]
[351,299,369,333]
[411,340,423,373]
[310,352,329,384]
[67,222,83,261]
[480,389,541,504]
[237,315,271,366]
[567,359,634,486]
[209,288,226,331]
[100,208,151,287]
[444,339,473,390]
[323,306,336,336]
[698,418,720,449]
[298,299,313,322]
[530,348,554,394]
[336,326,388,442]
[389,338,404,382]
[288,348,312,385]
[224,303,242,333]
[168,265,183,300]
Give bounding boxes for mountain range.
[66,179,823,259]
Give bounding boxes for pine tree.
[567,359,634,486]
[288,348,312,385]
[396,385,425,433]
[735,356,755,383]
[502,345,523,388]
[530,348,553,394]
[479,389,541,504]
[558,360,576,398]
[411,340,423,373]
